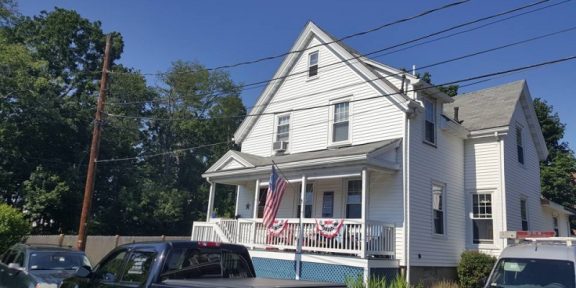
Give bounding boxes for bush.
[0,203,31,253]
[457,251,496,288]
[431,280,459,288]
[344,275,423,288]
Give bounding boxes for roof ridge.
[456,79,526,97]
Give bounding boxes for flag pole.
[271,161,303,280]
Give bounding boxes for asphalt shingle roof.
[443,80,525,131]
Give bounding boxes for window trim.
[328,97,352,146]
[296,183,314,218]
[423,98,437,145]
[345,179,362,219]
[431,182,446,236]
[516,124,525,165]
[520,198,529,231]
[273,113,291,153]
[471,192,494,245]
[308,51,319,78]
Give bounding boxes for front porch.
[192,218,395,258]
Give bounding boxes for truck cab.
[485,232,576,288]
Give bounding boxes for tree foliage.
[534,98,576,207]
[0,7,245,236]
[0,203,30,253]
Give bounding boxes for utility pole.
[76,35,112,251]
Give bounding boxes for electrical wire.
[105,0,562,107]
[104,25,576,122]
[94,55,576,163]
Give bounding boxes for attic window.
[424,99,436,144]
[516,126,524,164]
[308,51,319,77]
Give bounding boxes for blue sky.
[17,0,576,148]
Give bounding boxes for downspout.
[403,110,411,284]
[497,132,508,249]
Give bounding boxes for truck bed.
[155,278,346,288]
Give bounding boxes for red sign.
[515,231,556,239]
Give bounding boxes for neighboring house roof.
[444,80,548,160]
[233,21,414,145]
[204,139,401,179]
[541,197,575,216]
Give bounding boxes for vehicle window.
[28,252,90,270]
[1,249,17,264]
[95,250,128,283]
[13,251,24,267]
[119,251,156,284]
[160,247,253,281]
[488,258,575,287]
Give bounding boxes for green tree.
[0,203,30,253]
[418,71,459,97]
[534,98,576,207]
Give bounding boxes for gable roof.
[444,80,548,160]
[233,21,411,145]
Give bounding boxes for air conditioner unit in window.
[273,141,288,152]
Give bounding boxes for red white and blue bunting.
[267,219,289,236]
[315,219,344,239]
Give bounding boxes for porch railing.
[192,218,395,258]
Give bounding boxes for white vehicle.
[485,231,576,288]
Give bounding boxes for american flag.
[262,166,288,229]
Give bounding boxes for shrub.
[344,275,422,288]
[0,203,31,253]
[457,251,496,288]
[431,280,459,288]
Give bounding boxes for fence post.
[58,234,65,247]
[114,235,120,247]
[161,235,166,241]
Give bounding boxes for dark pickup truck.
[61,241,344,288]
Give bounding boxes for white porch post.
[296,175,306,280]
[206,181,216,222]
[251,179,261,248]
[361,168,369,259]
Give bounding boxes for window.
[257,188,267,218]
[276,114,290,143]
[322,192,334,218]
[472,194,493,244]
[424,99,436,144]
[96,250,128,283]
[121,251,157,284]
[297,183,313,218]
[520,199,528,231]
[516,126,524,164]
[308,51,318,77]
[333,102,349,142]
[553,217,559,236]
[346,180,362,218]
[161,247,253,280]
[432,184,445,235]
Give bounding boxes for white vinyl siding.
[241,36,405,156]
[409,103,465,266]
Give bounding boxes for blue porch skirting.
[252,257,363,283]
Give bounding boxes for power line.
[95,55,576,163]
[106,0,559,107]
[104,25,576,122]
[205,0,471,71]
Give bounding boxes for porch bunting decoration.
[262,166,288,228]
[315,219,344,238]
[267,219,289,236]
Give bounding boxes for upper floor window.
[432,184,445,235]
[308,51,319,77]
[346,180,362,218]
[520,199,528,230]
[516,126,524,164]
[424,99,436,144]
[333,102,349,143]
[276,114,290,143]
[472,193,493,244]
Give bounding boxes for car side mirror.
[74,266,92,278]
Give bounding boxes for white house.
[191,22,572,284]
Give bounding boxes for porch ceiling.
[203,139,401,183]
